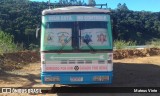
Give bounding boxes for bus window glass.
[79,21,110,50]
[44,22,74,50]
[45,28,72,46]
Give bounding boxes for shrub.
[114,40,137,49]
[146,39,160,48]
[0,30,24,53]
[29,43,39,51]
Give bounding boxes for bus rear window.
[43,21,111,51]
[79,21,110,50]
[44,22,74,50]
[46,22,74,28]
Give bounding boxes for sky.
[30,0,160,12]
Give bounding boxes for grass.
[146,39,160,48]
[0,30,24,54]
[114,40,137,49]
[29,43,39,51]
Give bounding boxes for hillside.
[0,0,160,48]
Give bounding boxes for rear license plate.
[70,77,83,82]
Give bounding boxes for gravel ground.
[0,56,160,96]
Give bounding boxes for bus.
[40,5,113,84]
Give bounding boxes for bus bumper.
[41,72,113,84]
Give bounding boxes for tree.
[0,30,18,53]
[88,0,96,6]
[59,0,85,5]
[1,0,160,48]
[59,0,68,4]
[117,3,128,11]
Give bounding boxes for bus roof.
[42,6,110,15]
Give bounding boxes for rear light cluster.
[44,76,60,82]
[41,53,46,64]
[93,76,109,81]
[108,53,113,60]
[108,53,113,64]
[107,60,112,64]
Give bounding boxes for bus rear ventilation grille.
[98,60,105,64]
[85,60,92,64]
[77,60,84,64]
[61,60,68,64]
[69,60,76,64]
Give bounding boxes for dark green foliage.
[59,0,86,5]
[0,0,48,48]
[88,0,96,6]
[0,1,160,48]
[111,3,160,44]
[0,30,23,53]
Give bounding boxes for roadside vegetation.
[113,40,137,49]
[0,0,160,49]
[28,43,39,51]
[114,39,160,49]
[146,39,160,48]
[0,0,160,52]
[0,30,24,54]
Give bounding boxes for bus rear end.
[40,6,113,84]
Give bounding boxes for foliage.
[0,30,23,53]
[29,43,39,51]
[59,0,86,5]
[0,0,47,48]
[111,3,160,45]
[114,40,137,49]
[88,0,96,6]
[0,0,160,49]
[146,39,160,48]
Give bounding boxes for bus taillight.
[108,53,113,60]
[93,76,110,82]
[44,76,60,82]
[41,53,45,64]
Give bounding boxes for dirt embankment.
[0,51,40,71]
[113,48,160,59]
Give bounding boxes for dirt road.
[0,56,160,95]
[113,56,160,87]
